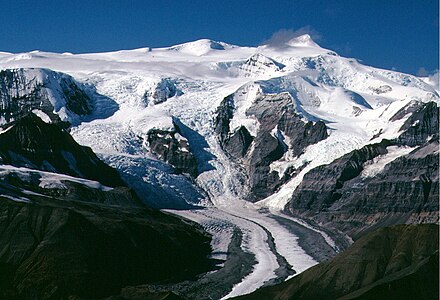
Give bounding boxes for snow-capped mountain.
[0,35,438,299]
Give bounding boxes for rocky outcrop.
[215,92,328,201]
[286,102,439,238]
[223,126,254,159]
[0,168,142,208]
[246,131,286,199]
[59,76,92,115]
[389,100,423,122]
[214,94,253,159]
[277,109,328,156]
[287,139,391,212]
[0,113,124,188]
[0,68,92,126]
[214,94,235,144]
[237,224,439,300]
[396,101,438,146]
[369,84,392,94]
[147,122,198,177]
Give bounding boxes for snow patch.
[361,146,417,178]
[32,109,52,123]
[1,194,31,203]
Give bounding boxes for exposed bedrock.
[147,120,199,177]
[143,78,183,105]
[215,92,328,201]
[395,101,439,146]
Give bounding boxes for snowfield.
[1,35,438,298]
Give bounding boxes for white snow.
[361,146,417,178]
[1,194,31,203]
[0,164,113,191]
[32,109,52,123]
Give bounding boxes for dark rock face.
[223,126,254,159]
[59,76,92,116]
[287,140,391,212]
[0,169,142,208]
[277,110,328,157]
[246,131,285,199]
[286,102,439,238]
[292,142,438,238]
[389,100,423,122]
[396,101,439,146]
[237,224,439,300]
[147,123,198,177]
[0,196,213,300]
[214,92,328,201]
[0,113,124,188]
[0,69,92,126]
[214,94,234,144]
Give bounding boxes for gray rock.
[223,126,254,159]
[147,123,198,177]
[396,101,439,146]
[277,110,328,157]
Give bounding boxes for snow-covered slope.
[1,35,438,298]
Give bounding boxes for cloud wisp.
[262,26,322,48]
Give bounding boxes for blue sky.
[1,0,438,75]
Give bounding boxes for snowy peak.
[168,39,236,56]
[262,33,322,50]
[286,34,319,47]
